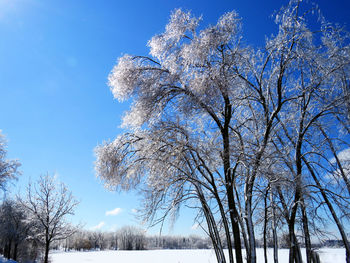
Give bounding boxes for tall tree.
[96,1,350,262]
[96,9,246,263]
[20,174,79,263]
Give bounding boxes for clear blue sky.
[0,0,349,235]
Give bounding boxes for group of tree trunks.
[96,1,350,263]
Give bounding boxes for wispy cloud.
[191,223,199,230]
[90,221,105,230]
[131,208,138,214]
[330,148,350,164]
[106,207,122,216]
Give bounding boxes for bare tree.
[20,174,79,263]
[95,1,350,263]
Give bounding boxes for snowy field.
[50,248,345,263]
[0,255,16,263]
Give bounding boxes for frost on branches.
[96,1,350,263]
[20,174,79,263]
[0,131,21,193]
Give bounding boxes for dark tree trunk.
[288,226,295,263]
[222,98,243,263]
[4,239,12,259]
[270,190,278,263]
[301,197,312,263]
[198,161,234,263]
[12,242,18,261]
[310,250,320,263]
[290,131,303,263]
[295,237,302,263]
[227,186,243,263]
[263,187,269,263]
[44,241,50,263]
[214,187,234,263]
[288,190,301,263]
[289,230,302,263]
[234,184,250,259]
[196,184,226,263]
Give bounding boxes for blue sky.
[0,0,349,235]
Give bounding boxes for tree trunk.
[289,230,302,263]
[245,198,257,263]
[310,250,320,263]
[270,190,279,263]
[196,184,226,263]
[301,197,312,263]
[203,165,234,263]
[244,142,275,263]
[291,133,303,263]
[221,100,243,263]
[288,199,301,263]
[214,190,234,263]
[288,226,295,263]
[5,239,12,259]
[276,186,294,263]
[12,242,18,261]
[234,184,250,258]
[295,236,302,263]
[44,241,50,263]
[263,187,269,263]
[228,188,243,263]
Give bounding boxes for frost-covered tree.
[20,174,79,263]
[117,226,145,250]
[265,2,350,262]
[0,199,30,261]
[96,1,350,263]
[0,131,20,195]
[96,8,246,263]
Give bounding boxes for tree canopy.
[96,1,350,263]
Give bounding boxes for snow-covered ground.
[0,255,17,263]
[50,248,345,263]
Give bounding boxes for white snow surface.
[50,248,345,263]
[0,255,17,263]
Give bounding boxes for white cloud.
[106,207,122,216]
[330,148,350,164]
[327,148,350,183]
[131,208,138,214]
[191,223,199,230]
[90,221,105,230]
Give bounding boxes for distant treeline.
[52,226,347,252]
[52,226,212,251]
